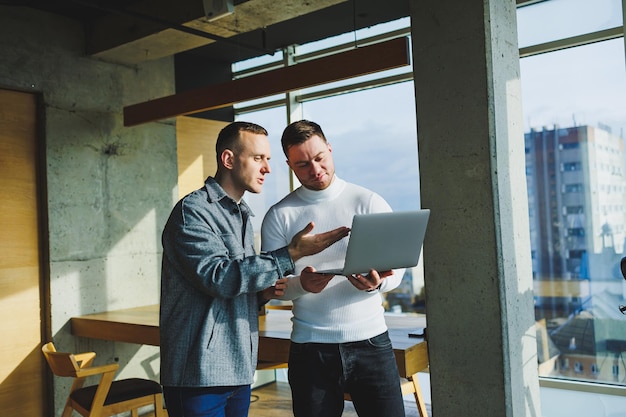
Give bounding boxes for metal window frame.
[235,3,624,116]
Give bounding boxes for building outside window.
[519,0,626,388]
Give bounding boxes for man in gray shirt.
[160,121,349,417]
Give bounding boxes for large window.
[300,84,421,313]
[235,19,423,313]
[519,0,626,388]
[234,0,626,389]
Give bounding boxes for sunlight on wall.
[106,208,161,307]
[0,282,39,381]
[176,116,224,200]
[179,154,205,199]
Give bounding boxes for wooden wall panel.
[176,116,226,199]
[0,89,46,416]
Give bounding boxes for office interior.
[1,0,625,416]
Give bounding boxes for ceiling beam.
[85,0,348,65]
[123,36,411,126]
[70,0,272,56]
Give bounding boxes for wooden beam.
[123,37,411,126]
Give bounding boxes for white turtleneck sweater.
[261,176,403,343]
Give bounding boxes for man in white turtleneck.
[261,120,405,417]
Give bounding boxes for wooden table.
[71,304,429,416]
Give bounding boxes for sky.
[517,0,625,135]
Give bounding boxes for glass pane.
[302,82,423,314]
[296,17,410,55]
[301,83,420,211]
[521,39,625,134]
[521,37,626,385]
[234,93,285,111]
[516,0,623,48]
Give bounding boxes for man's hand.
[347,269,393,291]
[260,277,289,302]
[288,222,350,262]
[300,266,335,293]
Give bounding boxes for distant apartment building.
[526,125,626,382]
[525,125,626,319]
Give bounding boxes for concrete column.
[409,1,541,416]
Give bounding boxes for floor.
[249,373,626,417]
[249,381,429,417]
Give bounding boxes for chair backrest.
[41,342,84,377]
[41,342,163,417]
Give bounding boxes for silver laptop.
[316,209,430,275]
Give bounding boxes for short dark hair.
[215,121,268,164]
[280,120,328,157]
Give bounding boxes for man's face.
[232,131,272,194]
[286,134,335,191]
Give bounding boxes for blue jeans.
[288,331,405,417]
[163,385,251,417]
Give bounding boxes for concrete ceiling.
[9,0,411,65]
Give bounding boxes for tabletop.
[70,304,429,377]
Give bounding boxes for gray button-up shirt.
[160,177,295,387]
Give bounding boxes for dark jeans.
[163,385,251,417]
[288,331,405,417]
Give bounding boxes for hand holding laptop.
[299,210,430,293]
[346,269,393,292]
[302,267,393,293]
[300,266,336,293]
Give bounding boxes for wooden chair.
[41,342,165,417]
